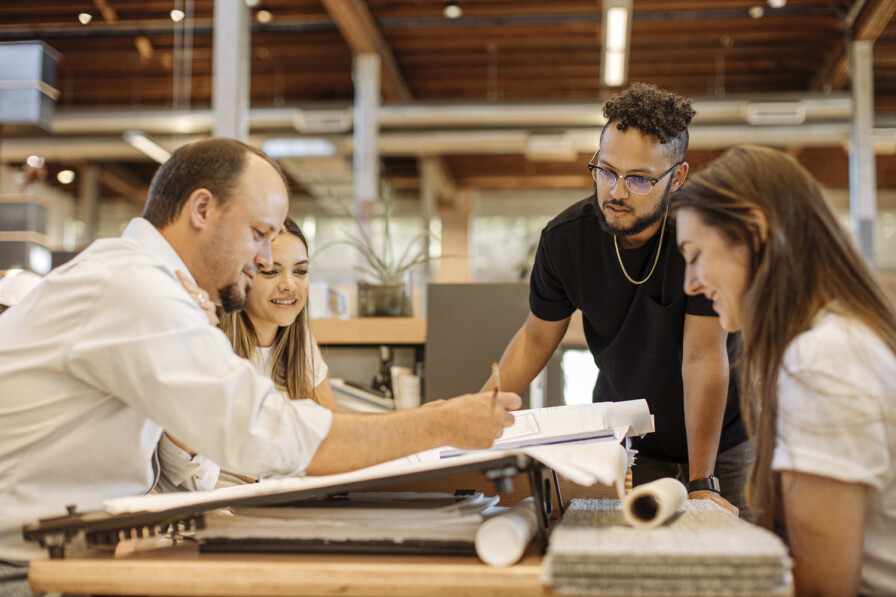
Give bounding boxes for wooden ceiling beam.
[319,0,412,102]
[386,35,837,53]
[93,0,118,23]
[813,0,896,90]
[99,165,148,206]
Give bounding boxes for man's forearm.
[681,357,728,480]
[485,334,550,393]
[481,313,570,393]
[306,409,451,475]
[306,391,520,476]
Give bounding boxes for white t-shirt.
[0,218,334,562]
[772,308,896,596]
[252,330,328,391]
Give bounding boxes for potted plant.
[315,187,439,317]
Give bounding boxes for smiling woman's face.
[245,231,309,347]
[676,208,753,332]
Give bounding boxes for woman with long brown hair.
[218,216,336,410]
[672,145,895,596]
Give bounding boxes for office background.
[2,0,894,402]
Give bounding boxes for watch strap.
[687,476,721,494]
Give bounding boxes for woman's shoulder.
[783,307,896,381]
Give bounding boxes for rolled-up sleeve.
[155,433,221,492]
[772,324,889,491]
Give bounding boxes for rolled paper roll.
[622,477,688,528]
[475,497,539,566]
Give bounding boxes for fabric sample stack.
[543,498,793,596]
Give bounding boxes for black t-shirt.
[530,195,747,461]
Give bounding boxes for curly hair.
[601,82,696,161]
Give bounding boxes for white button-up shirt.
[0,218,333,562]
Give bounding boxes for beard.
[218,282,250,313]
[593,179,673,237]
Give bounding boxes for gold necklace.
[613,203,669,285]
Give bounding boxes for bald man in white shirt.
[0,138,520,578]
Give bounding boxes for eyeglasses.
[587,150,681,195]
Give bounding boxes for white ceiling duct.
[40,94,853,137]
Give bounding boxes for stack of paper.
[195,491,500,555]
[543,498,793,596]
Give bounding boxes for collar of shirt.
[121,218,194,284]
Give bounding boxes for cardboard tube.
[622,478,687,528]
[475,497,539,566]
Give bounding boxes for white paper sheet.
[105,441,632,515]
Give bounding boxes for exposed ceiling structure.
[2,0,896,215]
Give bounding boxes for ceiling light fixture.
[170,9,185,22]
[602,0,633,87]
[245,0,260,6]
[78,12,92,25]
[122,131,171,164]
[25,155,44,169]
[261,138,337,159]
[57,170,76,184]
[257,9,273,23]
[443,1,462,19]
[767,0,786,7]
[748,6,765,18]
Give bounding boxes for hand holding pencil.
[490,362,516,440]
[433,363,519,450]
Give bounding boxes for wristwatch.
[687,476,721,494]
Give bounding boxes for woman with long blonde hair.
[672,145,896,596]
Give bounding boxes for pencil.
[492,362,501,397]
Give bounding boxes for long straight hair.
[671,145,896,532]
[219,218,318,402]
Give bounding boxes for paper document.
[440,399,653,458]
[103,400,653,516]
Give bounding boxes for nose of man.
[255,241,274,271]
[610,176,630,200]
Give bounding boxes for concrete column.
[77,164,100,246]
[353,53,381,227]
[848,40,877,264]
[436,189,471,283]
[212,0,250,141]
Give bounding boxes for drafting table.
[29,544,550,597]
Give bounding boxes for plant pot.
[357,280,411,317]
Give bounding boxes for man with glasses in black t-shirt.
[482,83,753,519]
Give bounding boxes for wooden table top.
[29,544,550,597]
